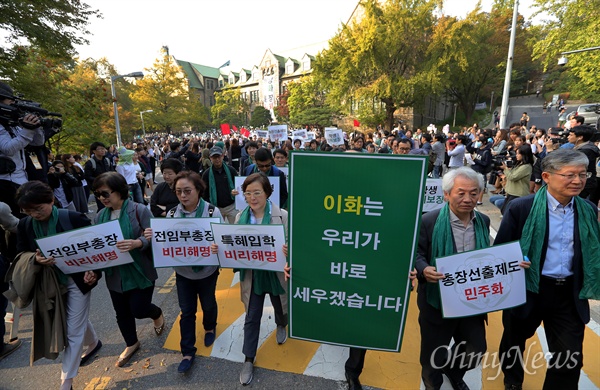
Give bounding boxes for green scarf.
[98,199,153,292]
[520,185,600,299]
[238,201,285,296]
[428,203,490,309]
[176,198,206,273]
[208,164,234,205]
[32,206,68,285]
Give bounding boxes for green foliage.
[210,87,250,127]
[130,48,210,135]
[250,106,272,128]
[314,0,441,130]
[287,77,337,127]
[531,0,600,100]
[0,0,100,74]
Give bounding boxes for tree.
[287,77,337,128]
[250,106,272,128]
[131,48,210,135]
[0,1,100,77]
[530,0,600,100]
[314,0,441,130]
[210,87,250,127]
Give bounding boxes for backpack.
[89,156,110,172]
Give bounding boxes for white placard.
[150,218,220,268]
[422,179,445,212]
[292,129,308,140]
[35,220,134,274]
[278,167,289,186]
[307,131,316,140]
[211,223,286,272]
[324,127,344,146]
[436,241,526,318]
[268,125,288,142]
[256,130,268,139]
[234,176,280,210]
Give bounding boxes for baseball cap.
[0,82,15,100]
[209,146,223,156]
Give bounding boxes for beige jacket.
[235,204,288,314]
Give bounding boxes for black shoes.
[0,339,22,361]
[80,339,102,366]
[442,367,470,390]
[345,372,363,390]
[178,355,195,373]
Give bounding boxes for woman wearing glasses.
[15,181,101,390]
[143,171,223,374]
[91,172,165,368]
[211,172,289,386]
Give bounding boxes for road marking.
[84,377,111,390]
[157,272,176,294]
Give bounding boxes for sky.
[75,0,538,75]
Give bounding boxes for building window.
[253,71,258,81]
[228,76,234,84]
[219,79,224,88]
[206,79,213,90]
[286,64,294,74]
[265,60,271,67]
[250,90,259,103]
[241,92,247,102]
[209,96,215,106]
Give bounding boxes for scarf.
[174,198,207,273]
[98,199,153,291]
[32,206,68,285]
[238,201,285,296]
[519,185,600,299]
[428,203,490,309]
[208,164,234,205]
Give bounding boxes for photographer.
[497,145,534,214]
[0,82,45,216]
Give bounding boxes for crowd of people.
[1,77,599,390]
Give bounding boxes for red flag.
[232,125,239,132]
[220,123,231,135]
[353,119,360,127]
[241,127,250,137]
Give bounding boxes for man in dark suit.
[494,149,600,390]
[415,167,490,390]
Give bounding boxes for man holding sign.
[495,149,600,390]
[415,167,489,390]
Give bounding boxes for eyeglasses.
[243,190,264,198]
[256,163,271,169]
[550,172,592,181]
[175,188,194,196]
[20,205,46,215]
[94,190,114,199]
[398,147,411,151]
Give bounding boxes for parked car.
[575,103,600,129]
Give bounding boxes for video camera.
[548,127,569,145]
[0,98,62,136]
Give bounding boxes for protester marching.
[1,79,599,390]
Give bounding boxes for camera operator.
[0,82,45,216]
[497,145,534,214]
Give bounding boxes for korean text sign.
[289,152,427,351]
[268,125,288,142]
[436,241,526,318]
[422,179,445,212]
[35,220,134,274]
[150,218,220,268]
[234,176,280,210]
[211,224,286,272]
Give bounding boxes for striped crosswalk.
[162,268,600,389]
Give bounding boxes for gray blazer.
[94,201,157,293]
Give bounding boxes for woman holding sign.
[211,172,289,386]
[144,171,223,374]
[15,181,102,390]
[91,172,165,368]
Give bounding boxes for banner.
[436,241,526,318]
[422,179,445,212]
[35,220,134,274]
[268,125,288,142]
[234,176,280,210]
[324,127,344,146]
[289,152,427,351]
[292,129,308,140]
[256,130,268,139]
[220,123,231,135]
[211,223,286,271]
[150,218,220,268]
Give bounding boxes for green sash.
[208,164,234,205]
[519,186,600,299]
[238,201,285,296]
[99,199,153,292]
[428,203,490,309]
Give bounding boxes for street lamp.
[557,46,600,65]
[453,103,458,128]
[526,80,532,93]
[111,71,144,147]
[499,0,519,130]
[140,109,153,138]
